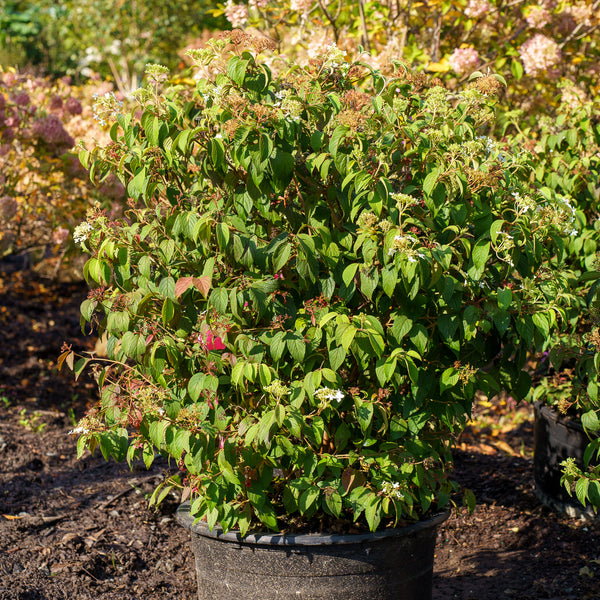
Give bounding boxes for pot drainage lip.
[176,503,449,546]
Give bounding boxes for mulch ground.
[0,258,599,600]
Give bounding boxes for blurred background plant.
[0,68,124,275]
[0,0,226,92]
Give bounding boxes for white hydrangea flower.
[73,221,93,247]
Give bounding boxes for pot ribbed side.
[533,402,597,520]
[176,503,449,600]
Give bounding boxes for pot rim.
[175,502,450,546]
[534,401,586,433]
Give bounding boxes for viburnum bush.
[64,35,571,534]
[0,69,124,267]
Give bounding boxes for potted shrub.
[530,330,600,517]
[505,89,600,516]
[63,34,570,599]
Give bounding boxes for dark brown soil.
[0,260,599,600]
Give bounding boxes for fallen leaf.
[494,440,517,456]
[2,514,22,520]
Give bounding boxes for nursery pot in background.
[533,402,596,519]
[176,502,449,600]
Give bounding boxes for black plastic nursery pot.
[533,402,596,519]
[176,502,449,600]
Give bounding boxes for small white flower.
[68,426,90,435]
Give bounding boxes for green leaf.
[339,325,357,352]
[532,313,549,338]
[409,324,428,355]
[511,58,523,81]
[342,263,358,287]
[324,490,342,517]
[364,495,381,531]
[423,169,438,196]
[188,373,204,402]
[575,477,589,507]
[158,276,176,299]
[273,242,292,273]
[328,346,345,371]
[471,240,490,271]
[209,288,229,313]
[227,56,248,86]
[270,332,286,362]
[440,368,459,393]
[286,333,306,362]
[328,125,349,159]
[497,288,512,311]
[161,298,175,326]
[298,486,320,516]
[581,410,600,433]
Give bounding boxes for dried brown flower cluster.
[467,76,503,98]
[218,30,277,54]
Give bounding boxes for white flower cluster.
[314,387,345,403]
[224,0,248,27]
[391,192,418,211]
[448,47,480,75]
[513,191,538,215]
[73,221,93,247]
[249,0,269,8]
[382,481,405,501]
[556,194,577,236]
[388,234,424,263]
[465,0,490,19]
[518,34,561,76]
[323,43,347,68]
[92,91,124,126]
[477,136,496,155]
[264,380,291,400]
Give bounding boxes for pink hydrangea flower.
[32,114,75,149]
[12,92,30,106]
[465,0,489,19]
[52,227,70,245]
[65,97,83,115]
[224,1,248,27]
[518,34,561,76]
[525,5,551,29]
[448,47,480,75]
[290,0,313,13]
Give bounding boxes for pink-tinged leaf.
[175,277,194,298]
[175,276,211,298]
[193,276,211,298]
